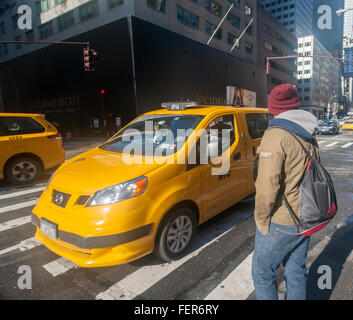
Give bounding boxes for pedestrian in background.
[251,84,320,300]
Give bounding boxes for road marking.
[325,142,339,147]
[318,140,326,145]
[96,211,252,300]
[0,237,42,256]
[0,187,45,200]
[0,216,31,232]
[0,200,37,214]
[42,257,79,277]
[204,252,254,300]
[341,142,353,149]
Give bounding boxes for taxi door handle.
[233,152,241,161]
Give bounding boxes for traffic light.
[83,48,98,72]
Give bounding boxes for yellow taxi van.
[32,103,271,267]
[342,120,353,130]
[0,113,65,185]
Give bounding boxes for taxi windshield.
[100,114,204,156]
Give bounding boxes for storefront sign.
[226,86,257,108]
[30,96,80,113]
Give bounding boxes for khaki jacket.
[254,127,320,235]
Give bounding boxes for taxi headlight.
[86,176,148,207]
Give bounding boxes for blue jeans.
[251,222,310,300]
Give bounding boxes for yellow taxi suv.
[32,103,271,267]
[0,113,65,185]
[342,120,353,130]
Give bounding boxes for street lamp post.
[327,95,338,119]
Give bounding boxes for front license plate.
[40,218,58,240]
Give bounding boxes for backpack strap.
[269,126,315,160]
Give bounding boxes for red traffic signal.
[100,89,105,94]
[83,48,98,72]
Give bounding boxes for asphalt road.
[0,131,352,300]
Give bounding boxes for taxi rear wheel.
[154,207,196,262]
[5,157,41,185]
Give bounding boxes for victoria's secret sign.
[30,96,80,113]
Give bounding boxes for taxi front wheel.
[5,157,41,185]
[154,207,197,262]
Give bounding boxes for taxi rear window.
[0,117,45,136]
[100,114,204,156]
[245,113,272,139]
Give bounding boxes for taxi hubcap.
[12,162,37,181]
[167,215,193,254]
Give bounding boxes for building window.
[227,13,241,28]
[205,21,222,39]
[12,14,19,29]
[79,0,99,22]
[40,0,51,12]
[265,41,273,51]
[147,0,166,13]
[55,0,65,5]
[204,0,222,17]
[0,22,5,35]
[39,21,54,39]
[244,4,252,16]
[227,32,240,48]
[228,0,240,8]
[15,36,22,49]
[177,7,199,29]
[109,0,124,8]
[57,10,75,31]
[245,42,253,54]
[26,30,34,41]
[246,25,253,36]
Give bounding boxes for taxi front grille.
[76,195,90,206]
[52,189,71,208]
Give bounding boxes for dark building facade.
[257,3,297,96]
[0,16,267,136]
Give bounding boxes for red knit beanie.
[268,84,300,116]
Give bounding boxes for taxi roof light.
[161,101,199,111]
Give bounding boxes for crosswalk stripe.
[0,187,45,201]
[342,142,353,149]
[204,252,254,300]
[0,216,31,232]
[95,216,247,300]
[42,257,79,277]
[325,142,339,147]
[0,237,41,256]
[0,200,37,214]
[318,140,326,144]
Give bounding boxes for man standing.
[251,84,320,300]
